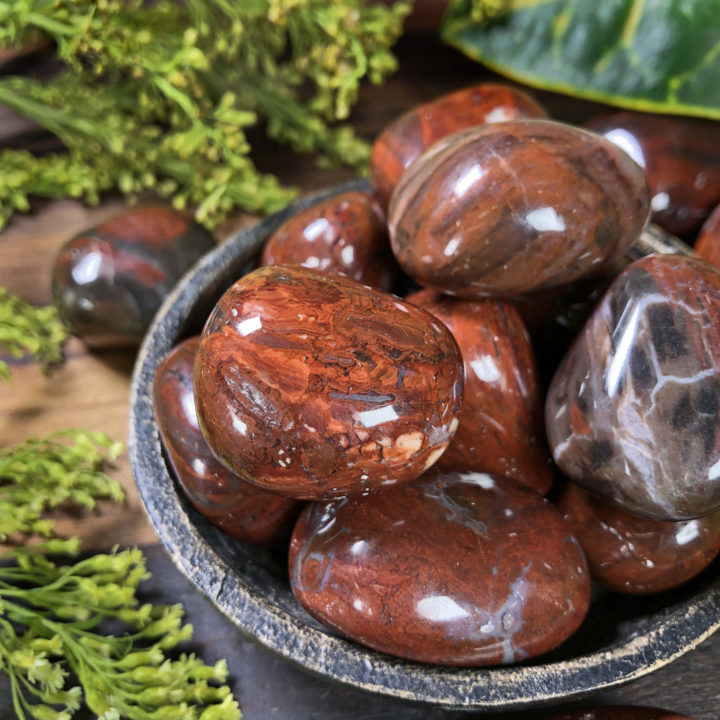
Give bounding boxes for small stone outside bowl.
[129,180,720,711]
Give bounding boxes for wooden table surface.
[1,33,719,719]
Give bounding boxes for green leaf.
[442,0,720,120]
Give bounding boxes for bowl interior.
[129,179,720,710]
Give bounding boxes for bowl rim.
[129,179,720,710]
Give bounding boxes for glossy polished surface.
[194,265,463,500]
[53,206,215,347]
[407,290,552,493]
[695,204,720,269]
[153,337,298,545]
[260,191,395,291]
[558,483,720,595]
[547,255,720,521]
[388,120,650,298]
[289,469,589,666]
[587,112,720,236]
[370,83,546,208]
[548,707,692,720]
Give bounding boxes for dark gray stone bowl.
[129,180,720,711]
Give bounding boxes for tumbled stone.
[548,707,692,720]
[558,482,720,594]
[260,191,395,291]
[370,83,546,208]
[53,206,215,348]
[587,112,720,236]
[153,337,298,545]
[546,254,720,521]
[694,204,720,269]
[194,265,463,500]
[289,469,590,665]
[388,120,649,298]
[407,290,552,494]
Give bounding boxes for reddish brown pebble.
[547,707,693,720]
[558,483,720,594]
[153,337,298,545]
[289,469,590,666]
[388,120,650,298]
[370,83,546,208]
[407,290,552,494]
[261,191,395,291]
[587,112,720,236]
[695,204,720,269]
[52,206,215,347]
[194,265,463,500]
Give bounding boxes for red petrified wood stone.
[546,255,720,521]
[558,483,720,594]
[694,204,720,269]
[388,120,649,299]
[52,206,215,347]
[370,83,546,208]
[194,265,464,500]
[407,290,552,494]
[153,337,298,545]
[261,191,395,291]
[547,707,693,720]
[587,112,720,236]
[289,469,590,666]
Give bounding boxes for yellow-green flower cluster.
[0,545,241,719]
[0,0,410,229]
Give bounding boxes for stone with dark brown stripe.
[388,120,649,298]
[370,83,546,209]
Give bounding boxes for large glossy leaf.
[442,0,720,120]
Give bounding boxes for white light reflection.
[606,303,641,397]
[71,253,103,285]
[417,595,470,622]
[676,521,700,546]
[452,163,485,199]
[470,356,501,383]
[237,315,262,336]
[526,207,565,232]
[604,129,645,168]
[304,217,330,241]
[358,405,398,428]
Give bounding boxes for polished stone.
[388,120,649,298]
[53,206,215,347]
[695,204,720,269]
[153,337,298,545]
[370,83,545,208]
[587,112,720,236]
[407,289,552,494]
[289,469,589,665]
[194,265,463,500]
[547,254,720,520]
[260,191,395,291]
[558,483,720,594]
[548,707,692,720]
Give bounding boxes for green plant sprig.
[0,430,124,541]
[0,0,410,229]
[0,542,241,720]
[0,287,68,379]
